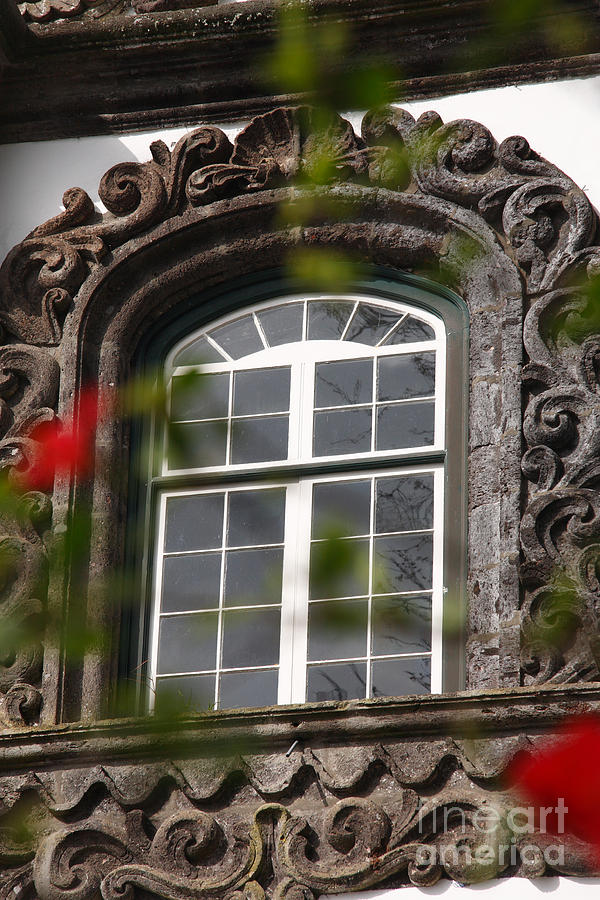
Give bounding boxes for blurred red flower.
[509,716,600,860]
[23,387,105,492]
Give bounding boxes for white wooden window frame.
[148,294,448,710]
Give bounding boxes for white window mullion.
[225,370,234,466]
[148,492,168,712]
[299,356,316,461]
[289,477,313,703]
[340,299,360,341]
[278,480,304,704]
[287,360,303,460]
[430,465,445,694]
[253,312,269,349]
[434,332,446,451]
[366,475,375,698]
[213,491,229,709]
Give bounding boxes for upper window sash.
[163,297,446,476]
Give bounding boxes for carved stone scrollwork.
[3,103,600,696]
[0,345,58,724]
[18,0,128,22]
[14,793,600,900]
[0,729,597,897]
[17,0,210,22]
[521,285,600,682]
[0,131,232,345]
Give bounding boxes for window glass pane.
[258,304,304,346]
[209,315,263,358]
[158,612,218,674]
[373,534,434,593]
[219,669,278,710]
[162,553,221,613]
[308,301,354,340]
[171,372,229,421]
[228,489,286,546]
[221,608,281,668]
[311,480,371,539]
[165,494,224,552]
[378,353,435,401]
[315,359,372,408]
[167,421,227,469]
[230,416,289,464]
[371,657,431,696]
[233,368,291,415]
[155,674,215,711]
[345,304,401,345]
[313,408,371,456]
[308,599,368,661]
[386,315,435,344]
[310,538,370,599]
[376,401,434,451]
[173,336,224,366]
[372,595,432,655]
[307,662,367,702]
[224,548,284,607]
[376,475,434,533]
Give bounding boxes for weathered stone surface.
[1,688,600,897]
[0,104,597,722]
[2,0,598,143]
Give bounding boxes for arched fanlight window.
[147,292,455,711]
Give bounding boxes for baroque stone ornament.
[0,723,598,900]
[2,105,600,692]
[0,346,58,725]
[16,0,215,21]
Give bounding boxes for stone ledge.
[0,683,599,767]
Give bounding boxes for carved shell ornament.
[1,103,600,713]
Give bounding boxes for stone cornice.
[1,684,600,767]
[1,0,600,141]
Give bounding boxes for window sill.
[1,683,598,763]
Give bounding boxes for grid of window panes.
[313,353,435,457]
[150,295,446,711]
[153,486,286,710]
[171,299,436,368]
[166,298,439,472]
[168,367,291,469]
[307,473,434,702]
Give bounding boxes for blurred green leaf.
[287,246,364,291]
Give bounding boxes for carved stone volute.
[1,103,600,718]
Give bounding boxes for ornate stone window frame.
[0,104,599,728]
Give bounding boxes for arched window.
[145,287,463,711]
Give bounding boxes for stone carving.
[0,130,231,344]
[17,0,215,22]
[0,345,58,724]
[3,105,600,687]
[2,701,600,895]
[17,0,125,22]
[186,107,369,203]
[0,736,596,900]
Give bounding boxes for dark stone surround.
[2,0,600,142]
[3,686,600,897]
[1,103,600,894]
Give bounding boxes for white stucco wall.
[2,75,600,265]
[323,878,600,899]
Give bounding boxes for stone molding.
[2,0,600,142]
[2,687,600,897]
[0,103,599,721]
